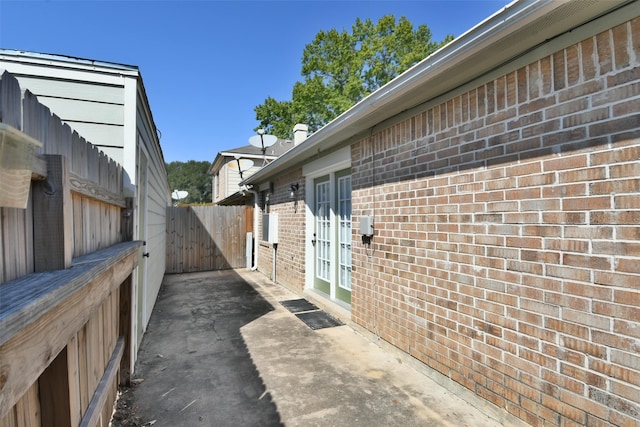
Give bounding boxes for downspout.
[243,186,259,270]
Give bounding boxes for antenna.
[228,155,254,179]
[248,129,277,164]
[171,190,189,204]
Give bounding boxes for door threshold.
[303,288,352,325]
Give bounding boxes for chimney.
[293,124,308,146]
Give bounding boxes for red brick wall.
[351,18,640,426]
[257,169,306,292]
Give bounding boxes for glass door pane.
[314,179,331,294]
[338,175,352,291]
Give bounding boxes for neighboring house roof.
[227,140,293,157]
[242,0,629,186]
[208,139,293,175]
[216,190,253,206]
[209,138,294,205]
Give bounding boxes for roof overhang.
[242,0,633,186]
[216,191,253,206]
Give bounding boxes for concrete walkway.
[121,269,520,427]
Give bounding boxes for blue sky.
[0,0,511,163]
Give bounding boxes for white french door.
[312,169,351,304]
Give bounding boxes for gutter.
[241,0,628,186]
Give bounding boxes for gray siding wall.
[1,65,127,164]
[0,52,171,364]
[135,93,170,329]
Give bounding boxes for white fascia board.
[0,49,139,75]
[218,151,278,161]
[208,153,224,175]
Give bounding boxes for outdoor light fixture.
[289,183,299,199]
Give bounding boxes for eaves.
[242,0,632,186]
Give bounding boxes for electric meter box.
[262,213,279,243]
[360,215,374,237]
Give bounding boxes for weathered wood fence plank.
[166,205,253,273]
[0,241,141,419]
[0,68,137,427]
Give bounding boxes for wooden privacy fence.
[0,70,138,427]
[166,205,253,273]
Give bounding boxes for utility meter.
[360,216,374,237]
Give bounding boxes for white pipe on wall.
[244,187,259,271]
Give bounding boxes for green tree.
[166,160,212,204]
[255,15,453,138]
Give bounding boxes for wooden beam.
[120,198,134,242]
[69,172,126,208]
[79,337,124,427]
[30,155,47,181]
[32,155,73,271]
[0,241,142,345]
[0,241,142,419]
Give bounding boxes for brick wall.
[257,169,306,292]
[351,17,640,426]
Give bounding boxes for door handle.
[311,233,316,246]
[143,252,150,258]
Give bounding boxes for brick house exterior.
[242,1,640,425]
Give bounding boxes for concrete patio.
[115,269,522,427]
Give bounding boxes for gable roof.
[223,139,293,158]
[242,0,632,186]
[209,139,294,174]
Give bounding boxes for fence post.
[121,197,134,242]
[33,155,73,271]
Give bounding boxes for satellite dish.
[228,158,254,171]
[248,134,277,149]
[171,190,188,200]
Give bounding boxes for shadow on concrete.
[114,269,515,427]
[120,269,283,427]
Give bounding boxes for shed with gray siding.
[0,49,171,363]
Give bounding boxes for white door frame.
[304,146,351,300]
